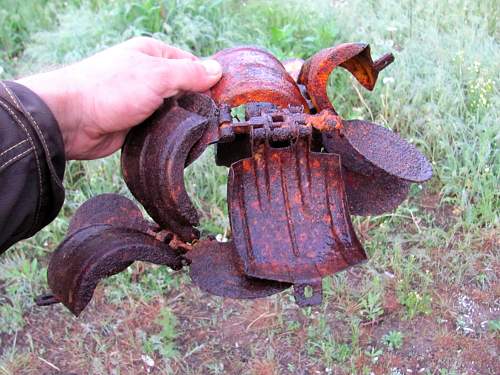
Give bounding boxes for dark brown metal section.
[122,97,211,241]
[67,193,150,235]
[187,239,291,299]
[343,168,410,216]
[178,93,220,166]
[298,43,394,112]
[324,119,433,182]
[211,46,308,111]
[47,225,182,316]
[228,140,367,293]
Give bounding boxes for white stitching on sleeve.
[0,139,28,157]
[0,100,43,227]
[0,147,34,172]
[1,82,64,189]
[0,82,23,112]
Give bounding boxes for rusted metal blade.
[122,97,212,241]
[298,43,394,112]
[47,225,183,316]
[177,93,220,166]
[228,140,366,305]
[210,46,308,110]
[343,168,410,216]
[67,194,150,235]
[187,239,291,299]
[323,119,433,182]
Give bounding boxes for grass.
[0,0,498,373]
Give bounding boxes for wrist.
[17,68,81,158]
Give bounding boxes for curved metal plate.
[228,141,367,285]
[187,239,291,299]
[47,225,183,316]
[177,93,220,166]
[324,119,433,182]
[122,100,209,241]
[343,168,410,216]
[67,194,149,235]
[211,46,308,111]
[298,43,394,112]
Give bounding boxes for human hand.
[17,37,222,160]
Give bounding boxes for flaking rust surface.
[67,193,149,234]
[228,140,366,285]
[40,43,433,316]
[187,239,291,299]
[211,46,308,110]
[46,195,183,315]
[325,119,433,182]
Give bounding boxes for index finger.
[119,37,198,60]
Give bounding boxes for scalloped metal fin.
[227,141,367,305]
[298,43,394,112]
[187,239,291,299]
[47,225,182,316]
[324,119,433,182]
[67,193,149,235]
[122,97,212,241]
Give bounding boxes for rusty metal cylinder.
[210,46,308,111]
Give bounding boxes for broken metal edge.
[122,103,209,241]
[187,239,292,299]
[67,193,150,235]
[324,119,433,183]
[46,225,183,316]
[298,42,394,112]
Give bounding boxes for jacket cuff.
[0,80,65,251]
[3,81,66,185]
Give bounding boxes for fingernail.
[200,59,222,77]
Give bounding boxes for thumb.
[159,58,222,94]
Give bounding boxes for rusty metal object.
[38,43,432,316]
[342,168,410,216]
[211,46,308,110]
[324,119,432,182]
[38,195,183,315]
[121,95,218,241]
[228,139,366,305]
[187,239,291,299]
[323,119,432,215]
[66,193,149,234]
[298,43,394,112]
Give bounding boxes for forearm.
[17,68,80,159]
[0,81,66,254]
[0,37,221,254]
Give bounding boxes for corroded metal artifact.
[37,43,432,315]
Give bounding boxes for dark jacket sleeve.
[0,81,65,254]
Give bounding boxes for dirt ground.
[1,258,498,374]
